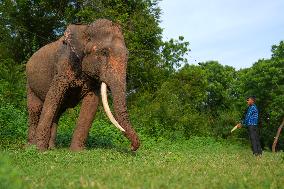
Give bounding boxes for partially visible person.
[237,96,262,156]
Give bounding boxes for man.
[237,96,262,156]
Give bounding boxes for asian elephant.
[26,19,140,151]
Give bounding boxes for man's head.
[246,96,256,106]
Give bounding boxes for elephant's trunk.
[101,82,140,151]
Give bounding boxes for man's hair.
[247,95,256,102]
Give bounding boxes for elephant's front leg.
[70,91,99,151]
[36,77,69,151]
[48,119,59,149]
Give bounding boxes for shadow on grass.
[55,133,136,155]
[0,137,26,150]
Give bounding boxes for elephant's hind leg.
[27,86,43,145]
[70,91,99,151]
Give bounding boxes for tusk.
[101,82,125,132]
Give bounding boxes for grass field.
[1,137,284,189]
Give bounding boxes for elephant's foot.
[131,140,140,151]
[124,131,140,151]
[37,146,48,151]
[48,140,56,150]
[70,143,85,152]
[36,139,49,151]
[27,139,36,146]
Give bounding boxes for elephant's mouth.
[101,82,125,132]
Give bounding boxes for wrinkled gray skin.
[26,19,140,151]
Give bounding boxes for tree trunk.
[272,118,284,152]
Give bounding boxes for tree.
[198,61,236,113]
[235,41,284,149]
[0,0,69,62]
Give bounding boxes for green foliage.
[0,58,26,108]
[160,36,190,73]
[212,110,243,138]
[199,61,237,112]
[272,41,284,59]
[130,62,240,140]
[0,0,69,62]
[0,104,27,148]
[235,41,284,149]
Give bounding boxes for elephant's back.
[26,40,62,100]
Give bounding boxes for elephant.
[26,19,140,151]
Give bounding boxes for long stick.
[272,118,284,152]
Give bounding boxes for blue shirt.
[242,104,258,126]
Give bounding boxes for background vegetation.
[0,1,283,188]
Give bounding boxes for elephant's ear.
[63,24,88,59]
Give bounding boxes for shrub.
[0,104,27,148]
[0,58,26,109]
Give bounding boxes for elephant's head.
[63,19,140,151]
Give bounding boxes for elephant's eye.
[84,42,94,55]
[99,48,109,57]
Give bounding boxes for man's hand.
[237,123,242,128]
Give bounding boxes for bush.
[212,110,242,138]
[0,104,27,148]
[0,58,26,108]
[129,76,212,140]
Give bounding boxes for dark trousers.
[248,126,262,155]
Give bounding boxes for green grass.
[1,137,284,189]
